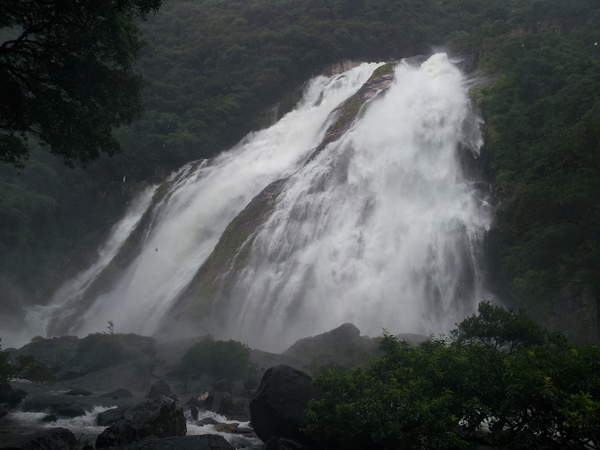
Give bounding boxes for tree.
[305,303,600,449]
[179,336,251,381]
[0,0,163,168]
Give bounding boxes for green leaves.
[305,303,600,449]
[179,335,251,381]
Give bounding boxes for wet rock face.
[249,365,323,443]
[0,427,77,450]
[95,397,186,448]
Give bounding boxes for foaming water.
[6,405,115,437]
[39,63,382,339]
[224,54,491,350]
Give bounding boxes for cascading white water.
[37,63,382,339]
[223,53,492,351]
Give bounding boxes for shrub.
[179,336,250,381]
[305,303,600,450]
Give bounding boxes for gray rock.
[97,405,130,426]
[249,366,322,443]
[101,388,134,399]
[56,333,155,380]
[95,397,186,448]
[0,382,22,408]
[22,395,87,418]
[145,379,178,401]
[0,427,77,450]
[102,434,234,449]
[65,388,92,396]
[7,336,79,372]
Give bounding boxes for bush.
[305,303,600,449]
[179,336,251,381]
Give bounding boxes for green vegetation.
[305,302,600,449]
[0,338,55,383]
[179,336,251,381]
[0,0,164,168]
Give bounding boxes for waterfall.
[35,54,491,351]
[37,62,382,339]
[223,53,491,350]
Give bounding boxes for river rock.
[249,365,322,443]
[101,388,134,399]
[0,382,22,408]
[65,388,92,396]
[0,427,77,450]
[100,434,234,450]
[145,379,178,401]
[22,395,87,418]
[97,405,131,426]
[95,397,186,448]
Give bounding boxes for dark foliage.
[305,302,600,449]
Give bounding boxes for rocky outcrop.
[56,333,155,380]
[0,427,77,450]
[284,323,380,369]
[95,397,186,448]
[249,365,322,444]
[6,336,79,373]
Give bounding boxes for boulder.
[98,434,234,450]
[22,395,87,418]
[0,427,77,450]
[249,365,322,443]
[283,323,380,368]
[263,436,315,450]
[101,388,134,399]
[95,397,186,448]
[97,405,130,426]
[65,388,92,396]
[145,379,178,401]
[0,382,22,408]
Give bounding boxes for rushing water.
[224,54,491,350]
[28,54,491,351]
[31,62,383,341]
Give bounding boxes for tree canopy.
[306,302,600,449]
[0,0,163,168]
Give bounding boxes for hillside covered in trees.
[0,0,598,341]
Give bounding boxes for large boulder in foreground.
[250,365,322,443]
[101,435,234,450]
[95,397,186,448]
[0,427,77,450]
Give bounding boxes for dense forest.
[0,0,599,341]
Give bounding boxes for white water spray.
[224,54,491,350]
[39,63,382,339]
